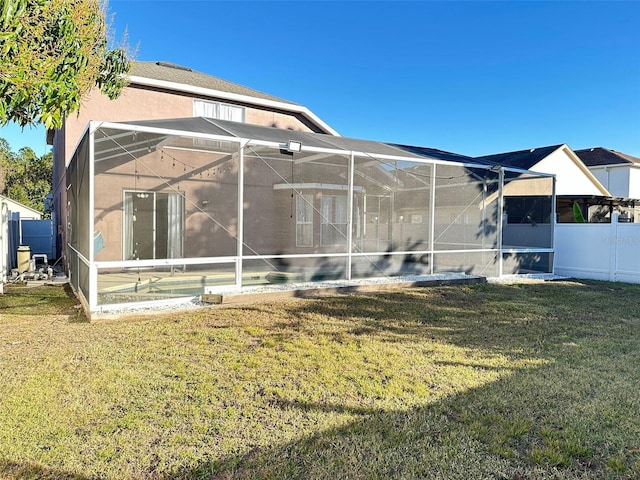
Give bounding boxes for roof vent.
[155,61,192,72]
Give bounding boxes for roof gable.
[575,147,640,167]
[475,144,610,196]
[475,145,563,170]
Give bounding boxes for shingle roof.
[475,145,563,170]
[129,61,299,106]
[574,147,640,167]
[390,144,479,163]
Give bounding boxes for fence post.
[610,213,618,282]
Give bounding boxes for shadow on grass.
[231,284,581,358]
[0,460,91,480]
[0,283,86,321]
[3,281,639,479]
[159,281,640,479]
[161,361,638,479]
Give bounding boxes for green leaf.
[572,202,586,223]
[0,0,131,128]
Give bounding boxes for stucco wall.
[60,85,323,166]
[627,167,640,199]
[589,166,632,198]
[53,82,331,263]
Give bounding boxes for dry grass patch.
[1,280,639,479]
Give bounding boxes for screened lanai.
[65,118,555,313]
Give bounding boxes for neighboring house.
[556,147,640,281]
[49,61,339,262]
[0,195,42,220]
[0,195,43,281]
[476,144,612,223]
[575,148,640,198]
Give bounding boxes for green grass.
[1,280,640,479]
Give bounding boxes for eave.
[128,75,340,137]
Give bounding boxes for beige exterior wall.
[246,108,323,133]
[58,84,323,167]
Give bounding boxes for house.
[0,195,43,282]
[573,148,640,222]
[49,61,339,262]
[575,148,640,197]
[51,62,556,315]
[0,194,42,220]
[475,144,612,223]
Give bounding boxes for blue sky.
[2,0,639,157]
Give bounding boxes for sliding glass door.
[124,191,184,260]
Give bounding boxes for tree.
[0,0,130,129]
[0,137,11,193]
[0,138,52,216]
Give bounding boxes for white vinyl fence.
[555,215,640,283]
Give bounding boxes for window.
[296,194,313,247]
[193,99,245,122]
[321,195,348,246]
[505,196,552,224]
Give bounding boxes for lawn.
[1,280,639,479]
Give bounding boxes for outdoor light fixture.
[286,140,302,153]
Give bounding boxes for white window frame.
[193,99,245,122]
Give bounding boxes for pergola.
[65,118,555,313]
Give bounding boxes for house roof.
[130,62,298,106]
[127,62,340,136]
[474,145,564,170]
[574,147,640,167]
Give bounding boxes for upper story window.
[193,99,245,122]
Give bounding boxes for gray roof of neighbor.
[130,61,299,106]
[574,147,640,167]
[475,145,563,170]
